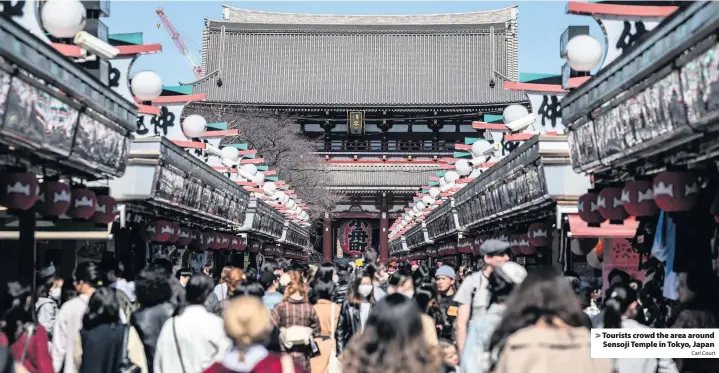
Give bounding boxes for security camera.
[505,113,537,132]
[73,31,119,60]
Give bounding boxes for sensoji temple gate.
[187,5,530,261]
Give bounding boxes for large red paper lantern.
[165,222,180,244]
[67,188,97,219]
[527,222,552,247]
[653,171,701,212]
[36,181,71,217]
[598,187,629,222]
[0,172,38,211]
[219,234,231,249]
[92,195,118,224]
[578,192,605,225]
[622,180,659,217]
[176,227,192,246]
[516,233,531,255]
[150,220,174,243]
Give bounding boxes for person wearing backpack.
[453,240,510,354]
[0,282,53,373]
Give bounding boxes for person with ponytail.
[601,283,677,373]
[203,297,300,373]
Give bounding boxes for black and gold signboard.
[348,111,365,135]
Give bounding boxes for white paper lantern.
[41,0,86,38]
[241,164,257,176]
[429,187,440,199]
[401,221,408,227]
[416,202,425,210]
[503,104,529,124]
[130,71,163,102]
[455,159,472,176]
[439,178,447,188]
[182,115,207,138]
[444,171,460,184]
[566,35,603,72]
[422,196,434,206]
[262,182,277,196]
[471,139,493,158]
[286,199,296,209]
[220,146,239,162]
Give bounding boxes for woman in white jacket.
[154,274,232,373]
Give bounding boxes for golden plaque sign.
[348,111,365,135]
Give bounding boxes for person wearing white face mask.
[36,272,64,342]
[335,270,376,356]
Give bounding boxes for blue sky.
[105,1,602,85]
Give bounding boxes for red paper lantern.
[622,180,659,217]
[578,192,605,225]
[150,220,174,242]
[36,181,71,217]
[653,171,701,212]
[516,233,530,255]
[165,222,180,244]
[0,172,38,211]
[219,234,231,249]
[523,246,537,255]
[191,230,208,250]
[176,227,192,246]
[527,222,552,247]
[497,229,514,243]
[92,195,118,224]
[598,187,629,222]
[67,188,97,219]
[206,232,218,249]
[508,234,521,255]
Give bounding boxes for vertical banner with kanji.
[338,219,372,256]
[602,238,645,294]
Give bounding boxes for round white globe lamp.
[470,139,492,158]
[429,187,440,199]
[455,159,472,176]
[182,115,207,138]
[566,35,603,72]
[41,0,86,38]
[130,71,163,102]
[422,196,434,206]
[252,172,265,185]
[416,202,425,211]
[220,146,239,162]
[241,164,258,176]
[439,178,447,188]
[444,171,460,184]
[286,199,296,209]
[401,221,408,227]
[262,182,277,196]
[503,104,529,124]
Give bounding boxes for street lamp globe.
[422,196,434,206]
[503,104,529,124]
[401,221,408,227]
[220,146,239,162]
[444,171,459,184]
[41,0,86,38]
[416,201,425,210]
[274,191,287,203]
[439,178,447,188]
[404,215,412,222]
[252,172,265,185]
[286,199,296,209]
[470,139,492,158]
[429,187,440,199]
[131,71,163,101]
[241,164,258,176]
[262,182,277,196]
[566,34,603,72]
[182,115,207,138]
[455,159,472,176]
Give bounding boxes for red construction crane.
[156,7,203,79]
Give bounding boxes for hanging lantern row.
[146,220,247,251]
[578,171,701,225]
[0,172,119,224]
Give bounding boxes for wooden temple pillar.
[322,214,333,262]
[379,193,389,263]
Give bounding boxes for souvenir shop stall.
[564,1,719,326]
[239,194,288,268]
[108,137,250,276]
[389,237,408,264]
[0,14,137,287]
[276,220,312,262]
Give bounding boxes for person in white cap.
[454,239,510,354]
[460,262,527,373]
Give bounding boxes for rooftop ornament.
[41,0,86,38]
[565,34,603,72]
[131,71,164,102]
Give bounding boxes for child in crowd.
[440,340,459,373]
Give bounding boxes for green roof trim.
[265,176,279,181]
[163,85,194,95]
[464,138,478,145]
[435,171,446,177]
[226,144,248,150]
[519,72,556,82]
[207,122,228,130]
[454,151,471,158]
[429,181,440,186]
[109,33,143,45]
[256,165,268,171]
[484,114,504,123]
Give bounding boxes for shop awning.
[567,214,638,238]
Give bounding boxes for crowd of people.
[0,239,718,373]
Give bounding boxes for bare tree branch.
[185,103,344,222]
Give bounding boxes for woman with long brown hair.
[271,271,320,372]
[342,293,443,373]
[214,266,234,302]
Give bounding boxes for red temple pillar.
[379,193,389,263]
[323,215,333,262]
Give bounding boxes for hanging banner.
[438,241,458,257]
[262,243,284,257]
[247,239,262,253]
[457,238,474,254]
[338,219,373,256]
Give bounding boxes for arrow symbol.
[595,333,600,338]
